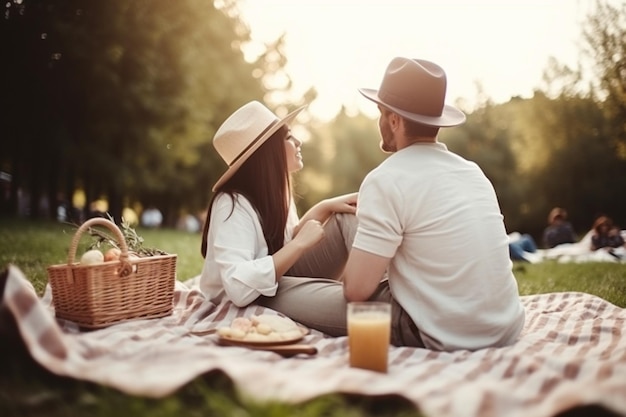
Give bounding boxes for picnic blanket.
[2,263,626,417]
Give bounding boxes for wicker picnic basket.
[46,217,177,329]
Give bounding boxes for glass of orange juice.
[347,301,391,373]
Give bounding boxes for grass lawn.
[1,217,625,417]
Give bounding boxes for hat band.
[229,119,279,167]
[379,89,442,117]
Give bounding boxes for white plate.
[217,325,309,346]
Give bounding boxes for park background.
[1,0,626,243]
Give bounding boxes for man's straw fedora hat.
[359,57,466,127]
[212,101,304,192]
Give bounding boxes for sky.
[236,0,597,121]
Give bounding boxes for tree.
[443,100,523,232]
[583,0,626,159]
[0,0,68,218]
[1,0,285,225]
[295,107,385,213]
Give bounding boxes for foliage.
[295,108,386,212]
[583,0,626,159]
[422,56,626,238]
[443,99,525,231]
[3,0,626,248]
[294,0,626,241]
[82,214,169,257]
[296,2,626,240]
[0,0,283,224]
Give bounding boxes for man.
[342,57,525,351]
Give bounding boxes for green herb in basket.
[80,214,168,257]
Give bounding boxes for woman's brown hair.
[592,215,613,234]
[201,125,291,258]
[548,207,567,224]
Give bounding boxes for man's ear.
[390,112,402,131]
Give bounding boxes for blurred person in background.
[542,207,577,248]
[590,215,625,252]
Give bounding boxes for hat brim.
[359,88,466,127]
[212,105,306,192]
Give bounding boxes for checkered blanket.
[2,264,625,417]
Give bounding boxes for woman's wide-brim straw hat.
[212,101,305,192]
[359,57,466,127]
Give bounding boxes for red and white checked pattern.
[2,264,626,417]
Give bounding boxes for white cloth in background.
[537,229,626,263]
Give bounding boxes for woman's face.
[285,130,303,173]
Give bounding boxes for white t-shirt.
[199,193,299,307]
[354,142,525,351]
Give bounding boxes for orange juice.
[347,302,391,373]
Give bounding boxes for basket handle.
[67,217,133,277]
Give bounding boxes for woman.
[200,101,357,333]
[590,215,625,251]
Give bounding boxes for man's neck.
[398,136,437,150]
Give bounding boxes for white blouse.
[199,192,299,307]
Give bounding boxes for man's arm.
[342,248,390,301]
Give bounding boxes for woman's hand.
[292,219,325,249]
[273,219,324,279]
[294,192,358,237]
[323,192,358,215]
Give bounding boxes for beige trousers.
[257,213,424,348]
